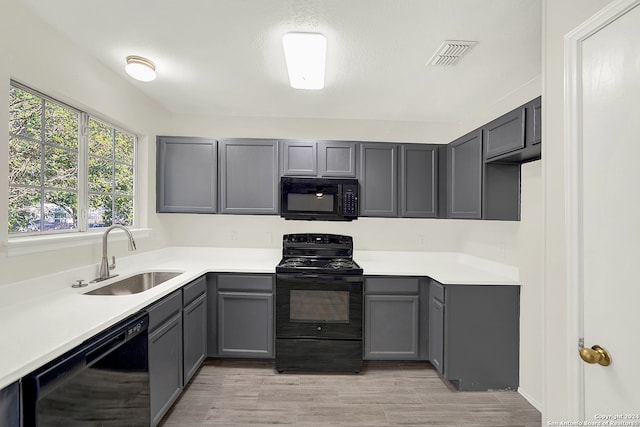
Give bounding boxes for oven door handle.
[277,273,320,279]
[277,273,363,283]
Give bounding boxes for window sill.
[6,228,151,257]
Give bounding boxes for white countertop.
[0,247,518,389]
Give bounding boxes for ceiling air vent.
[427,40,477,66]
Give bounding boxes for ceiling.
[19,0,541,125]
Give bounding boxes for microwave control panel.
[342,185,358,216]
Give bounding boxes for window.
[8,82,136,235]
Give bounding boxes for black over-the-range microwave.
[280,177,359,221]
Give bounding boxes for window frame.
[8,81,137,237]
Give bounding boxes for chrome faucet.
[95,224,137,282]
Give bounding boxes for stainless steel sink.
[85,271,182,295]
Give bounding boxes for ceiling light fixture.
[282,32,326,90]
[125,55,157,82]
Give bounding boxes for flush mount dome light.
[282,32,326,90]
[125,55,157,82]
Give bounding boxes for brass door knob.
[579,345,611,366]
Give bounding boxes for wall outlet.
[230,231,237,241]
[417,235,425,247]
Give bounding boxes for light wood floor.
[160,360,541,427]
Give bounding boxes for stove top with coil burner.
[276,234,363,275]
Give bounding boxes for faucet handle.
[109,255,116,271]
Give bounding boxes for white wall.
[0,1,172,285]
[516,161,544,410]
[542,0,614,422]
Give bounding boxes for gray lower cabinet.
[156,136,217,213]
[219,139,279,214]
[0,381,20,427]
[364,277,424,360]
[216,274,274,358]
[148,291,183,426]
[148,276,208,426]
[446,130,483,219]
[429,280,520,391]
[206,273,218,357]
[399,144,439,218]
[359,143,398,217]
[182,276,207,385]
[428,281,445,373]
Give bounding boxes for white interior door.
[567,0,640,420]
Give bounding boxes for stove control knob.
[317,326,322,331]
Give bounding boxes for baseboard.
[518,387,543,412]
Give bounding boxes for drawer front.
[430,280,445,303]
[217,274,273,293]
[183,275,207,307]
[364,277,420,294]
[148,290,182,332]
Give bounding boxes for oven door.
[276,273,362,340]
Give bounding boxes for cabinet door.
[218,292,274,358]
[444,285,520,391]
[364,294,419,360]
[526,96,542,146]
[183,294,207,385]
[428,286,445,374]
[219,139,279,214]
[149,313,183,426]
[281,140,317,176]
[359,143,398,217]
[157,136,217,213]
[399,145,438,218]
[483,107,525,160]
[318,141,357,177]
[447,131,482,219]
[0,382,20,427]
[206,274,218,357]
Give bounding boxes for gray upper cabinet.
[318,141,357,177]
[219,139,279,214]
[484,97,542,164]
[359,143,398,217]
[157,136,217,213]
[281,140,318,176]
[483,107,525,160]
[281,140,357,178]
[446,131,483,219]
[526,96,542,146]
[399,144,439,218]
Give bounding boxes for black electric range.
[275,233,363,275]
[275,233,364,373]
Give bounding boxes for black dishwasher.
[22,311,150,427]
